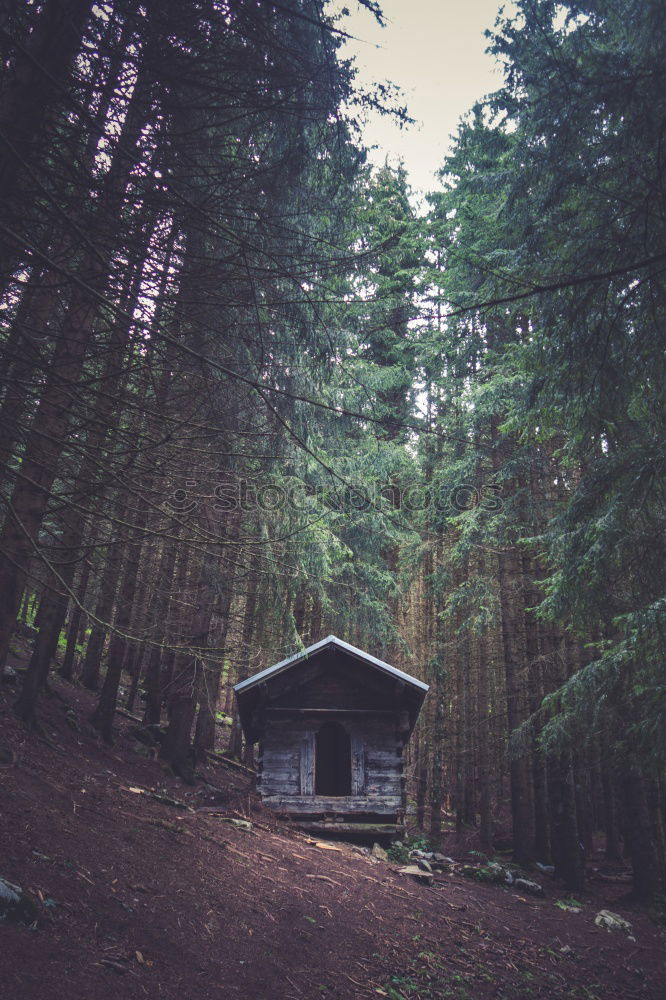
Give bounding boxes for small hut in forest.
[234,635,428,836]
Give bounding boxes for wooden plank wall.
[258,714,404,816]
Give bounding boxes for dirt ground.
[1,671,665,1000]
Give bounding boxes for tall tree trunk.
[58,525,98,681]
[477,629,493,855]
[415,724,429,830]
[0,61,153,668]
[601,757,621,863]
[15,523,75,688]
[80,517,127,691]
[549,750,584,890]
[621,759,659,902]
[428,660,446,847]
[0,267,60,487]
[161,550,218,780]
[192,502,241,755]
[14,586,70,726]
[141,537,183,727]
[227,554,260,759]
[498,545,534,866]
[0,0,94,224]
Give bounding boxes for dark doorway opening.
[315,721,352,796]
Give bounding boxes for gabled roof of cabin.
[235,634,428,695]
[234,635,428,743]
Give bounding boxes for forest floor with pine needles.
[1,658,665,1000]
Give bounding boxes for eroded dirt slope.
[1,676,664,1000]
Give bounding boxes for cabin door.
[315,721,352,796]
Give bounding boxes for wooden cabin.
[234,635,428,837]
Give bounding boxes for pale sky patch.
[333,0,514,196]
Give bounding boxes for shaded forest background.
[1,0,664,904]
